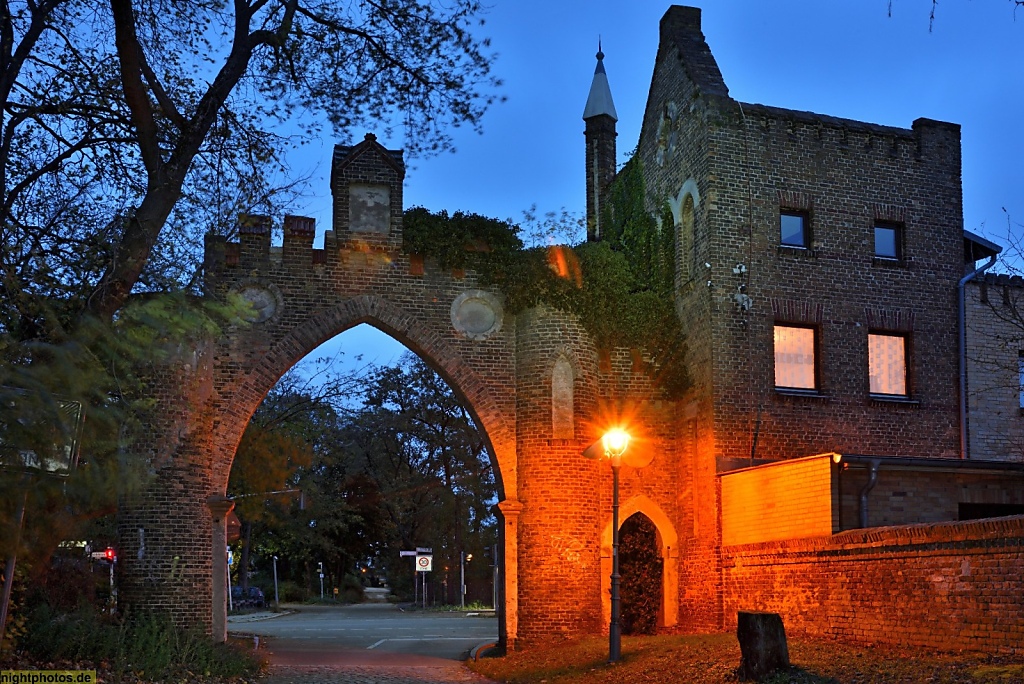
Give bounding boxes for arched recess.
[209,294,515,498]
[600,494,679,629]
[668,179,699,288]
[548,347,582,440]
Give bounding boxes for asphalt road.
[229,603,498,668]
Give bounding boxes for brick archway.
[208,294,515,497]
[120,135,680,652]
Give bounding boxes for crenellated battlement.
[203,210,491,293]
[733,102,960,167]
[203,132,410,290]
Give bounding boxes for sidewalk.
[227,606,296,623]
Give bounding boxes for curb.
[470,641,498,661]
[227,609,294,624]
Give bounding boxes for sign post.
[415,555,432,609]
[402,548,431,608]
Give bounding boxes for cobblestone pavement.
[262,663,499,684]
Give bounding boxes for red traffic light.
[104,547,116,562]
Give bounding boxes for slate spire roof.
[583,41,617,121]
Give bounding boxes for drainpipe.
[958,254,998,459]
[858,459,880,529]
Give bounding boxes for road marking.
[367,637,490,649]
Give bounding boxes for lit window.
[774,325,816,390]
[874,223,901,260]
[869,333,908,396]
[780,211,808,248]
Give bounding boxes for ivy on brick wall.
[402,158,689,399]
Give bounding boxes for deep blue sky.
[294,1,1024,370]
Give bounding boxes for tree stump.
[736,611,790,681]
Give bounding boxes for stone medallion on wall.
[231,280,284,324]
[450,290,503,341]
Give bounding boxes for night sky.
[290,1,1024,370]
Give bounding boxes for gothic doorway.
[619,513,663,635]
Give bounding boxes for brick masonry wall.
[838,466,1024,529]
[703,108,963,463]
[720,455,837,546]
[638,8,964,469]
[722,517,1024,654]
[629,5,1021,651]
[118,343,217,629]
[965,275,1024,461]
[132,135,689,648]
[635,7,723,633]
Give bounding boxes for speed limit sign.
[416,555,432,572]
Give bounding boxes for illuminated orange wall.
[720,454,838,546]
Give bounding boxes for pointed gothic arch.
[600,494,679,629]
[668,179,700,288]
[209,294,514,496]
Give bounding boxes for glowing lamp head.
[104,547,116,562]
[602,428,630,459]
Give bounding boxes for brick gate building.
[119,4,1024,655]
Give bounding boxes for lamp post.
[272,555,279,608]
[460,552,473,608]
[601,428,630,663]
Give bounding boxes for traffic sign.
[399,550,417,557]
[416,555,432,572]
[415,547,432,553]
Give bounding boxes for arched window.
[679,195,694,286]
[551,357,574,439]
[669,179,699,289]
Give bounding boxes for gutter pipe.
[857,459,880,529]
[958,254,998,459]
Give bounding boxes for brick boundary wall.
[721,516,1024,654]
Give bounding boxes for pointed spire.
[583,41,617,121]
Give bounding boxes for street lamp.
[602,428,629,663]
[582,427,631,663]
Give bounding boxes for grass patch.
[468,633,1024,684]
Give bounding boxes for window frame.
[873,221,903,261]
[1017,351,1024,411]
[868,331,910,399]
[780,209,810,249]
[773,323,820,393]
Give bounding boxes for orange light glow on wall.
[546,245,582,287]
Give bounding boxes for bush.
[21,605,260,680]
[275,580,307,603]
[339,573,364,603]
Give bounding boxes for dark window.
[874,223,901,260]
[780,211,808,248]
[959,503,1024,521]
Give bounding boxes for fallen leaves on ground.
[468,633,1024,684]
